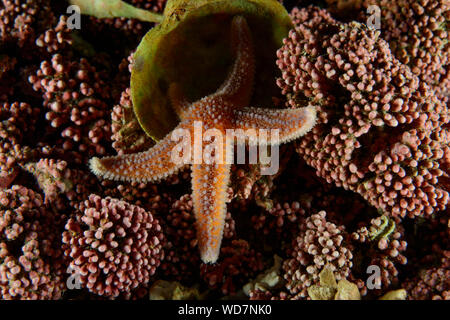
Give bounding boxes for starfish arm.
[191,141,233,264]
[192,163,230,264]
[212,15,255,108]
[233,105,317,145]
[89,121,193,183]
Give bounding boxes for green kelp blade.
[131,0,293,141]
[70,0,164,23]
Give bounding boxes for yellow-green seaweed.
[70,0,164,23]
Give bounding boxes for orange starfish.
[90,16,316,263]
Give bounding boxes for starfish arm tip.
[201,252,220,264]
[278,104,317,144]
[304,104,317,132]
[89,157,105,177]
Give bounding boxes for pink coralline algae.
[111,88,154,155]
[229,146,293,209]
[35,15,73,54]
[108,52,156,155]
[28,54,111,162]
[282,211,353,299]
[0,0,55,48]
[160,194,200,279]
[251,200,306,245]
[25,158,74,204]
[229,165,277,208]
[62,194,164,297]
[0,185,65,299]
[102,180,168,211]
[404,251,450,300]
[351,216,408,296]
[0,0,448,301]
[277,6,449,218]
[25,158,98,208]
[200,239,264,296]
[0,101,40,188]
[361,0,450,97]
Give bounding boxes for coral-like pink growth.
[249,289,275,300]
[25,159,73,204]
[0,185,65,299]
[28,54,111,162]
[277,6,449,218]
[361,0,449,97]
[404,251,449,300]
[160,194,199,279]
[62,194,164,297]
[282,211,353,299]
[230,165,276,205]
[102,180,170,210]
[352,216,407,295]
[35,15,73,54]
[251,200,306,241]
[0,0,55,47]
[111,88,153,155]
[200,239,264,295]
[0,0,447,301]
[0,102,40,188]
[229,146,293,208]
[25,158,98,209]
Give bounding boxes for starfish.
[90,16,316,264]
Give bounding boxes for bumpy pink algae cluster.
[277,6,449,219]
[28,54,111,161]
[0,0,55,48]
[282,211,354,299]
[0,102,40,188]
[361,0,449,97]
[62,194,164,297]
[0,0,448,300]
[0,185,65,299]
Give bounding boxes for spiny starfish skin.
[90,16,317,263]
